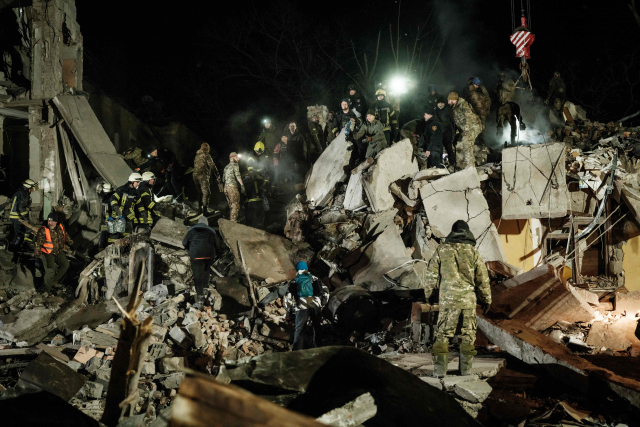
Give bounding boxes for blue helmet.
[296,261,308,271]
[472,77,481,86]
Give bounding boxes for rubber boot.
[459,343,477,376]
[432,341,449,378]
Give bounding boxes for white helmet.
[142,171,156,181]
[128,173,143,182]
[102,183,113,193]
[23,179,38,189]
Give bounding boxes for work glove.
[240,186,246,196]
[481,302,491,315]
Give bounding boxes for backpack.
[296,273,314,298]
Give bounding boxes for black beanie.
[47,211,59,222]
[452,219,470,232]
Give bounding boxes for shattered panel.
[502,143,569,219]
[305,129,352,207]
[419,167,506,263]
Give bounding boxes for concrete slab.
[378,353,505,379]
[151,217,189,248]
[453,381,493,403]
[343,171,365,210]
[586,318,640,351]
[501,143,569,220]
[362,139,419,212]
[218,219,314,283]
[419,167,506,263]
[306,128,352,207]
[53,95,132,186]
[361,209,398,238]
[419,376,444,390]
[615,291,640,314]
[442,375,480,391]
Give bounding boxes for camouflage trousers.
[456,124,484,170]
[434,308,477,345]
[193,173,210,208]
[497,105,517,144]
[401,130,427,169]
[224,185,240,222]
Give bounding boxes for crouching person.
[182,216,222,309]
[34,212,72,294]
[423,220,491,377]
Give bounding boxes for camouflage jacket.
[452,98,483,133]
[223,162,242,188]
[121,148,147,167]
[193,149,219,179]
[34,223,73,256]
[423,233,491,309]
[467,85,491,121]
[308,121,326,150]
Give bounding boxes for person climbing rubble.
[136,172,162,232]
[110,172,142,236]
[98,183,119,249]
[465,77,491,149]
[418,106,445,169]
[222,152,245,222]
[435,96,457,172]
[545,71,567,115]
[352,108,388,160]
[423,220,491,378]
[34,211,73,294]
[9,178,38,250]
[193,142,221,215]
[448,92,484,170]
[182,216,222,309]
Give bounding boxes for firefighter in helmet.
[371,89,398,144]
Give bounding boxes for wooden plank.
[57,123,85,203]
[0,347,42,357]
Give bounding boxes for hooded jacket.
[182,221,222,260]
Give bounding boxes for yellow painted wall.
[623,235,640,291]
[494,219,537,272]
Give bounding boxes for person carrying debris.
[34,212,73,294]
[119,146,147,168]
[110,172,143,236]
[242,168,266,229]
[332,99,361,137]
[418,107,445,169]
[347,84,367,118]
[9,179,38,249]
[223,152,245,222]
[193,142,220,215]
[258,118,279,156]
[98,183,119,248]
[435,96,457,172]
[423,220,491,378]
[307,113,326,161]
[352,109,388,160]
[136,172,161,231]
[371,89,398,144]
[448,92,484,170]
[182,216,222,309]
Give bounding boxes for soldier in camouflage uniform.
[120,147,147,168]
[193,143,221,215]
[307,114,325,163]
[223,152,245,222]
[466,78,491,149]
[448,92,484,170]
[423,220,491,378]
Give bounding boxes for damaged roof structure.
[2,1,640,427]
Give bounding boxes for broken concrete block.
[160,357,185,374]
[159,372,185,389]
[615,291,640,314]
[344,160,374,210]
[151,217,189,249]
[83,381,104,399]
[343,226,426,292]
[574,288,600,306]
[168,326,193,349]
[141,362,156,375]
[159,309,178,327]
[501,264,555,289]
[362,139,419,212]
[361,209,398,238]
[501,143,569,219]
[218,219,314,283]
[14,353,87,402]
[485,260,523,279]
[419,376,444,390]
[455,399,483,419]
[186,322,206,349]
[207,288,223,311]
[67,360,82,371]
[8,265,35,293]
[315,392,377,426]
[148,343,168,361]
[412,168,450,182]
[420,167,506,263]
[453,381,492,403]
[305,128,352,207]
[0,307,54,344]
[586,318,640,351]
[442,375,480,391]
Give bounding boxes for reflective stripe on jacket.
[40,224,66,254]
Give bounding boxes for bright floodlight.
[390,76,408,94]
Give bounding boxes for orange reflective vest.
[40,224,65,254]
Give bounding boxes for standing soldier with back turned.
[423,220,491,378]
[223,152,245,222]
[193,143,220,215]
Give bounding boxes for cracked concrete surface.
[419,167,506,263]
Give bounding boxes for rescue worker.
[110,173,143,236]
[497,102,526,145]
[332,99,360,137]
[159,147,183,198]
[352,109,387,160]
[222,152,245,222]
[193,142,221,215]
[182,216,222,309]
[435,96,457,171]
[99,183,119,249]
[466,77,491,148]
[325,111,336,145]
[290,261,327,350]
[258,118,279,156]
[119,146,147,168]
[246,141,273,184]
[34,212,73,294]
[545,71,566,119]
[136,147,161,172]
[371,89,398,144]
[347,84,367,118]
[136,172,161,231]
[418,107,445,169]
[307,113,326,160]
[426,85,441,111]
[423,220,491,378]
[9,179,38,249]
[243,168,266,229]
[448,92,484,170]
[283,122,308,179]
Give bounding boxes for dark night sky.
[76,0,638,145]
